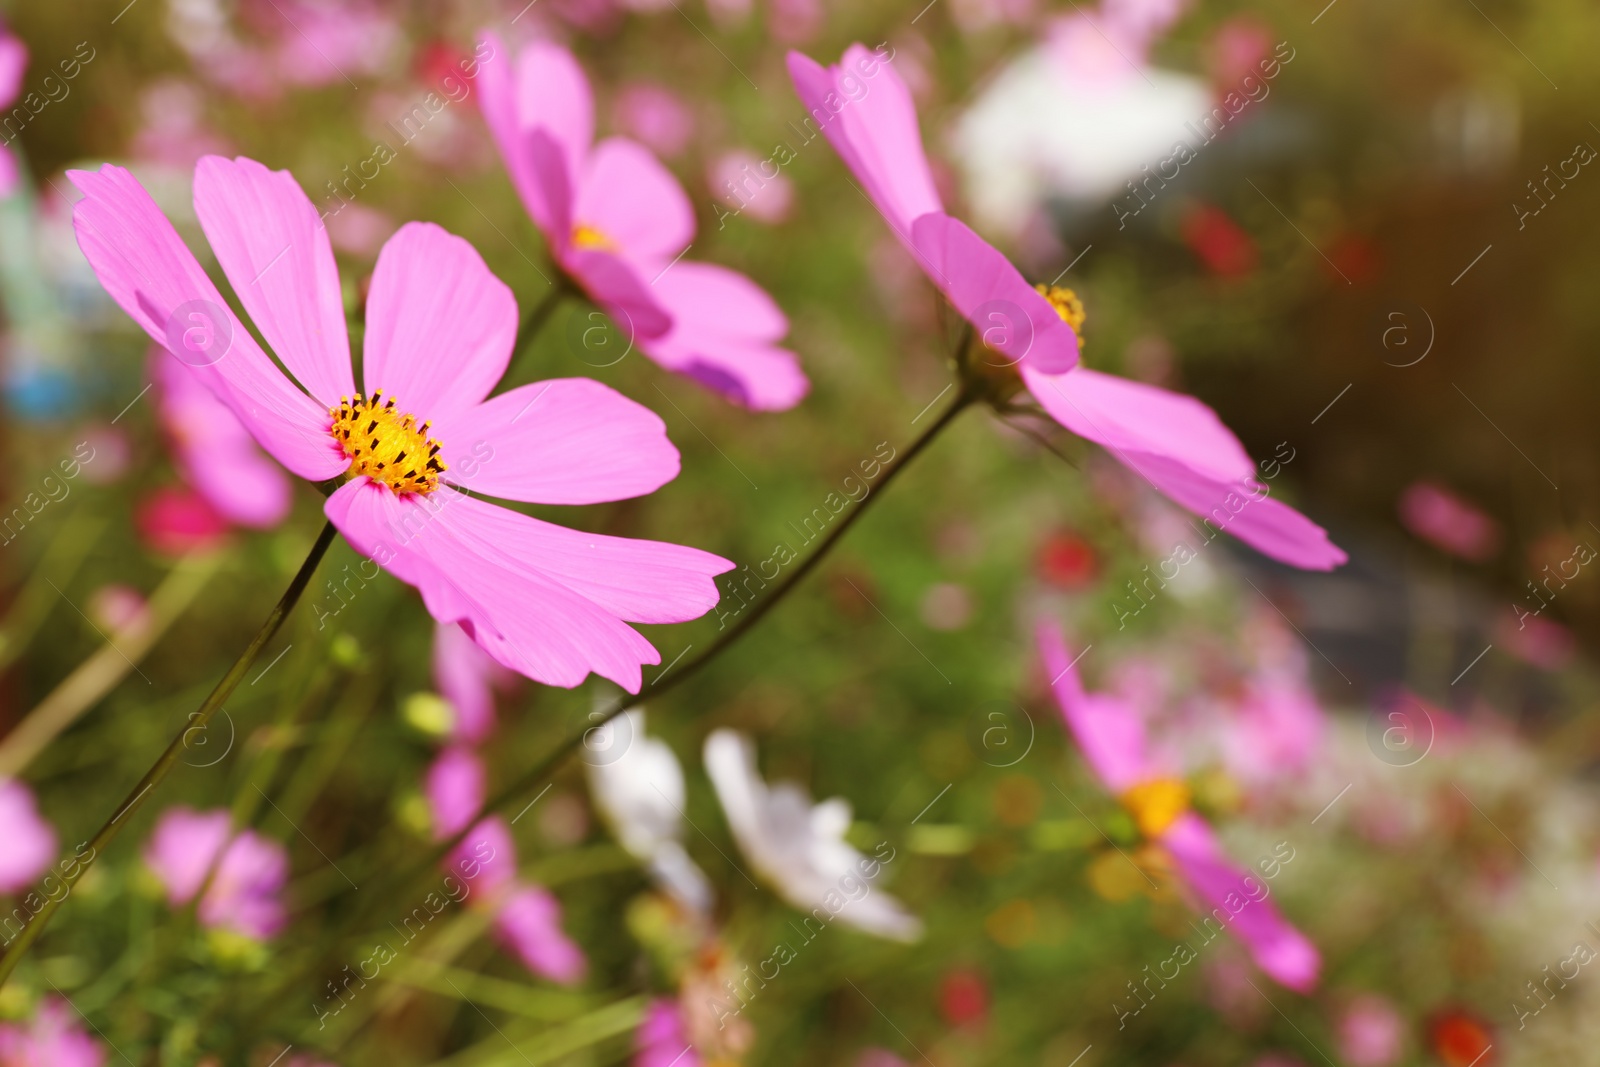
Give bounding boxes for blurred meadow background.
[5,0,1600,1064]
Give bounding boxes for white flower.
[703,730,922,942]
[585,709,713,915]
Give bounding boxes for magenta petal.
[426,746,486,841]
[68,165,345,482]
[1130,453,1347,571]
[362,222,517,426]
[477,33,561,236]
[201,829,289,940]
[513,39,594,210]
[448,816,517,899]
[0,779,57,894]
[432,378,681,505]
[0,33,27,109]
[911,213,1079,374]
[494,883,587,983]
[433,622,501,743]
[192,156,355,406]
[787,45,942,241]
[575,137,695,265]
[143,807,231,906]
[643,262,809,411]
[1021,365,1253,484]
[153,346,292,528]
[1161,814,1321,992]
[0,999,106,1067]
[564,247,673,340]
[0,145,18,199]
[1035,620,1156,792]
[325,482,709,692]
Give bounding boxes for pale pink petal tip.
[494,883,588,983]
[0,779,57,894]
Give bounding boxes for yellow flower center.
[1034,284,1086,332]
[571,223,618,252]
[329,391,446,496]
[1120,777,1190,839]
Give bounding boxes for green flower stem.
[0,520,340,990]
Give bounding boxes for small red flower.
[1428,1009,1494,1067]
[1180,202,1259,277]
[1036,530,1098,589]
[939,969,989,1028]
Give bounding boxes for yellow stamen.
[1120,777,1191,839]
[1035,284,1086,332]
[328,391,447,496]
[572,223,617,252]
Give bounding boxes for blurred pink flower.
[951,0,1036,33]
[87,584,151,637]
[0,998,105,1067]
[710,149,794,224]
[152,344,292,529]
[135,486,231,556]
[144,807,288,940]
[0,779,56,894]
[72,157,731,693]
[768,0,825,44]
[133,80,230,169]
[1208,17,1275,89]
[1039,621,1321,991]
[789,44,1344,571]
[426,746,487,840]
[477,35,808,410]
[241,0,401,87]
[433,621,517,744]
[1337,994,1405,1067]
[1397,482,1500,561]
[495,884,587,983]
[1219,611,1325,786]
[324,203,398,258]
[635,998,700,1067]
[0,25,27,196]
[614,83,694,158]
[706,0,753,28]
[1496,609,1575,671]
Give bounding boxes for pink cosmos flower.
[0,26,27,197]
[475,35,808,411]
[789,45,1344,571]
[152,343,292,529]
[1397,481,1500,562]
[710,149,795,225]
[1037,621,1321,991]
[0,999,105,1067]
[1337,994,1405,1067]
[0,779,56,894]
[635,999,700,1067]
[70,156,732,693]
[614,84,695,158]
[144,807,288,940]
[429,759,587,984]
[88,584,152,637]
[433,621,517,744]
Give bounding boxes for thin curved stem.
[510,281,570,368]
[0,521,340,990]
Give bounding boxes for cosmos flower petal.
[68,164,346,482]
[0,779,57,894]
[362,222,517,426]
[0,999,106,1067]
[787,44,942,240]
[641,262,809,411]
[153,347,291,528]
[494,883,588,984]
[1126,452,1347,571]
[1161,813,1321,992]
[1020,365,1254,484]
[324,481,664,692]
[575,137,695,264]
[910,212,1079,374]
[476,32,552,231]
[1036,620,1156,792]
[0,32,26,108]
[513,39,594,208]
[192,155,355,406]
[433,377,682,505]
[433,622,502,743]
[425,746,486,841]
[427,491,732,625]
[565,247,673,340]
